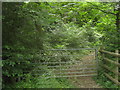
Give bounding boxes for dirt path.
[67,52,102,88]
[69,77,101,88]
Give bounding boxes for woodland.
[2,2,120,88]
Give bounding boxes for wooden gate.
[30,48,98,78]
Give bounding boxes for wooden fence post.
[115,50,119,86]
[101,47,105,64]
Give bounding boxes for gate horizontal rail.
[39,74,97,78]
[32,71,97,75]
[30,60,96,65]
[46,48,96,51]
[36,64,96,68]
[32,67,97,71]
[46,55,95,57]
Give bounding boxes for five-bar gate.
[30,48,98,78]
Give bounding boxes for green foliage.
[2,2,119,88]
[94,73,119,88]
[8,72,75,88]
[96,52,119,89]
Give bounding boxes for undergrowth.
[93,71,119,89]
[5,74,75,88]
